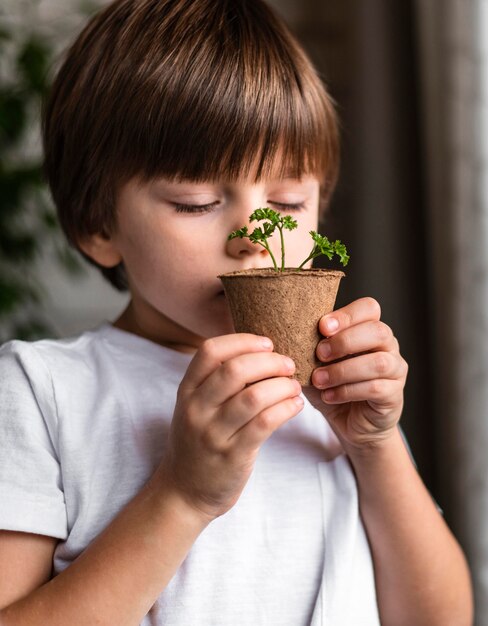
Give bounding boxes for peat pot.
[218,268,345,386]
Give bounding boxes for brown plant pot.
[218,268,345,386]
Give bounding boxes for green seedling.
[228,208,350,272]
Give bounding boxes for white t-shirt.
[0,323,380,625]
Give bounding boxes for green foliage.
[228,208,350,272]
[229,208,299,271]
[0,16,85,343]
[297,231,350,270]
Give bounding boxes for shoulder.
[0,322,160,378]
[1,323,193,416]
[0,327,109,429]
[0,338,55,405]
[0,325,107,386]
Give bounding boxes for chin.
[201,298,235,336]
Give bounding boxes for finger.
[182,333,274,391]
[207,377,302,443]
[230,394,305,450]
[320,378,404,407]
[312,351,407,390]
[319,297,381,338]
[194,351,296,408]
[316,320,396,363]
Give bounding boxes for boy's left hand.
[304,297,409,451]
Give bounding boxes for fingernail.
[294,396,304,407]
[318,341,331,361]
[324,317,339,333]
[284,356,295,372]
[314,369,329,388]
[261,337,273,349]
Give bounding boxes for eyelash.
[272,201,305,211]
[174,202,219,214]
[173,201,305,214]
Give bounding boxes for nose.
[225,219,273,264]
[226,226,270,260]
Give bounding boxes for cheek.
[119,224,209,293]
[115,219,172,283]
[121,230,164,271]
[285,216,319,261]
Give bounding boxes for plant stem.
[257,241,278,270]
[296,252,316,271]
[278,225,285,271]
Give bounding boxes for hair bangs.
[109,0,338,193]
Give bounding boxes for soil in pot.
[218,268,345,386]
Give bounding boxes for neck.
[113,300,201,354]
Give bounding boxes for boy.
[0,0,473,624]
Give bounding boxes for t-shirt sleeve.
[0,341,68,539]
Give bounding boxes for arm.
[0,531,56,608]
[0,472,209,626]
[305,297,473,626]
[1,333,301,625]
[349,428,472,626]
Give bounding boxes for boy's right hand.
[155,334,303,523]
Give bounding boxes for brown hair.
[42,0,340,290]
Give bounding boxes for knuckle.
[222,358,245,382]
[375,321,392,341]
[243,385,264,413]
[183,404,200,431]
[402,358,409,377]
[255,409,273,432]
[369,379,386,397]
[374,353,391,375]
[200,338,219,361]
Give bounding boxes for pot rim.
[218,267,345,279]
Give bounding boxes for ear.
[78,233,123,268]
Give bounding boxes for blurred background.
[1,0,487,622]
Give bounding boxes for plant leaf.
[250,207,280,225]
[282,215,298,231]
[228,226,249,240]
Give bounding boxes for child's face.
[103,172,321,351]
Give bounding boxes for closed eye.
[173,200,304,213]
[173,201,219,214]
[269,201,305,210]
